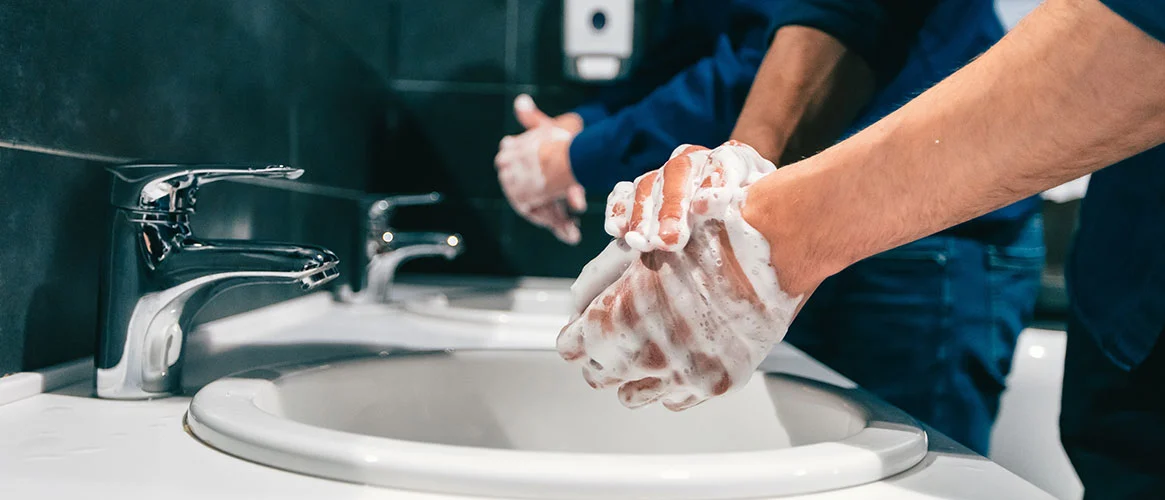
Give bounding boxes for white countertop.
[0,278,1054,500]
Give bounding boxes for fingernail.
[567,185,588,212]
[624,232,650,252]
[514,94,534,111]
[582,369,601,388]
[662,394,702,412]
[619,378,666,408]
[560,224,582,245]
[604,220,624,238]
[559,343,586,361]
[581,367,621,389]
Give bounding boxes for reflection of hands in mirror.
[494,94,586,245]
[559,141,805,411]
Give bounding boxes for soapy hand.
[558,141,804,411]
[495,94,587,245]
[605,142,776,252]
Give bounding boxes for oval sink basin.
[187,350,928,499]
[402,287,573,330]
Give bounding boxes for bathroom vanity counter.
[0,278,1053,500]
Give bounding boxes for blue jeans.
[784,215,1045,455]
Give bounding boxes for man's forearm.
[743,0,1165,296]
[730,25,875,165]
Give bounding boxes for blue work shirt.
[568,0,1040,226]
[1067,1,1165,369]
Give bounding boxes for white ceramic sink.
[402,286,573,331]
[187,350,928,499]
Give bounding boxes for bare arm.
[743,0,1165,296]
[730,26,875,165]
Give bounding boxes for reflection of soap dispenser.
[563,0,637,82]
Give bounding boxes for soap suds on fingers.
[495,94,580,244]
[605,182,635,238]
[567,238,638,317]
[494,126,572,210]
[558,141,804,411]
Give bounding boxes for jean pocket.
[849,239,953,310]
[862,240,953,279]
[869,248,950,266]
[985,243,1045,364]
[987,244,1045,272]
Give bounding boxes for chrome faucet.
[96,163,340,400]
[338,193,463,304]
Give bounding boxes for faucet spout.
[336,193,464,305]
[156,239,340,291]
[348,232,463,304]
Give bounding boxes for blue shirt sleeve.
[1101,0,1165,42]
[568,0,942,192]
[763,0,941,86]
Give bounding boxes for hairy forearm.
[730,25,875,165]
[744,0,1165,295]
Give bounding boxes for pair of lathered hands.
[496,96,801,411]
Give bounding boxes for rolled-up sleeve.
[569,0,945,192]
[761,0,941,85]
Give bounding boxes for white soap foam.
[604,181,635,238]
[568,238,636,317]
[560,142,804,411]
[495,125,573,211]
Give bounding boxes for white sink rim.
[186,350,929,500]
[401,287,572,330]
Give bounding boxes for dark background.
[0,0,1077,375]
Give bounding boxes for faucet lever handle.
[108,163,304,212]
[366,192,442,226]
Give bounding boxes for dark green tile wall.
[0,0,390,374]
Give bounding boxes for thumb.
[570,238,637,315]
[514,94,552,130]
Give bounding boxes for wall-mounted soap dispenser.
[563,0,642,82]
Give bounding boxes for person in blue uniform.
[491,0,1048,456]
[495,0,1044,455]
[559,0,1165,496]
[1050,2,1165,494]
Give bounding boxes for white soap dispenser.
[563,0,637,82]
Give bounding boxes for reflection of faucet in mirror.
[96,163,341,400]
[338,193,464,304]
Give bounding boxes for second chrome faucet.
[95,162,463,400]
[339,192,464,304]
